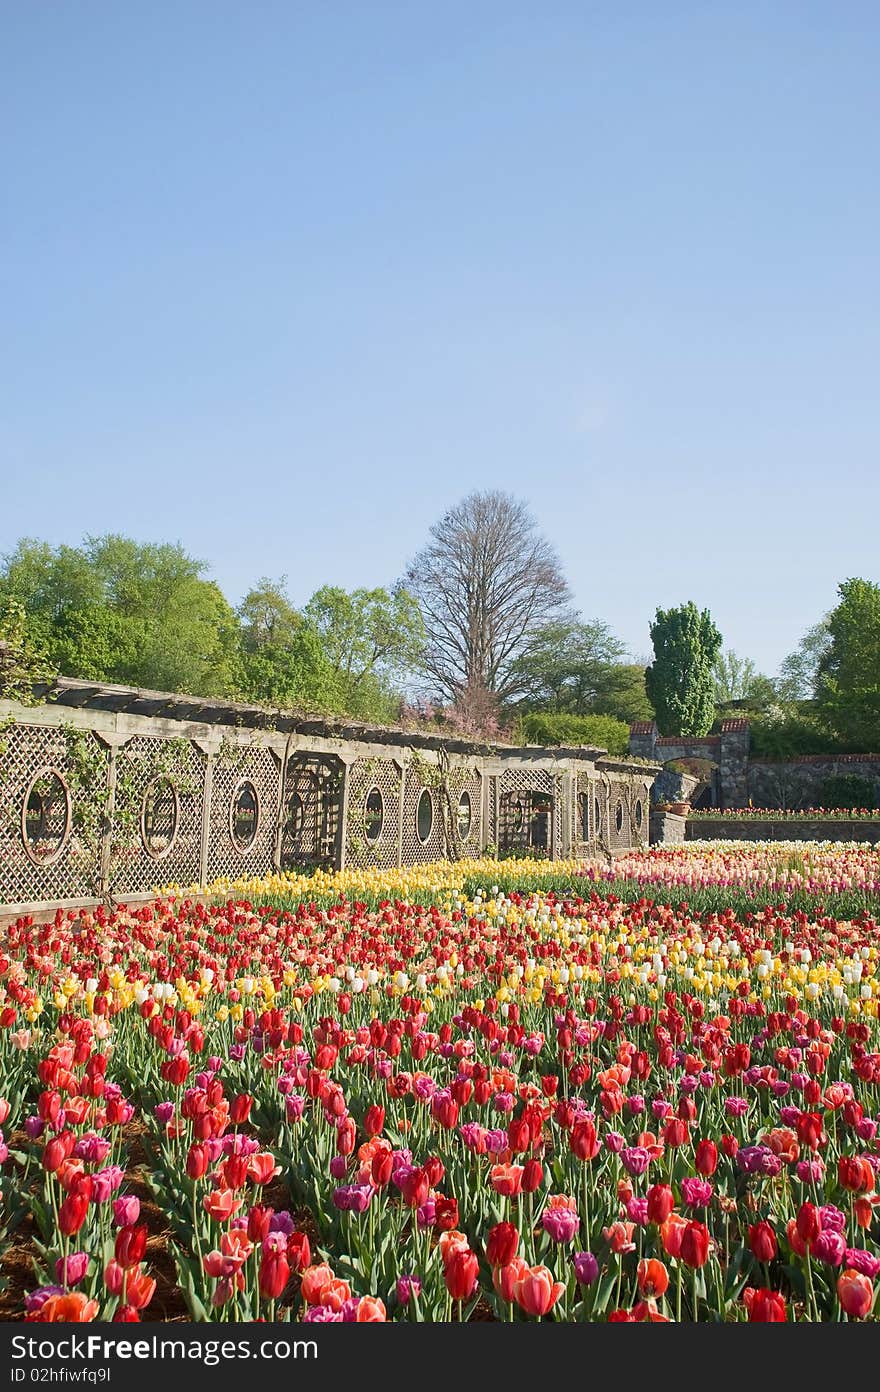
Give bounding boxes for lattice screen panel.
[207,745,280,883]
[280,756,343,871]
[593,779,611,850]
[628,779,650,847]
[608,781,632,850]
[0,723,102,906]
[574,772,589,849]
[400,771,444,866]
[112,736,207,896]
[447,769,483,858]
[498,769,560,858]
[345,759,402,868]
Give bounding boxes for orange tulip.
[300,1262,335,1305]
[438,1229,470,1267]
[513,1264,565,1317]
[247,1152,280,1185]
[29,1292,99,1322]
[202,1188,241,1223]
[318,1278,352,1312]
[602,1222,636,1255]
[766,1128,799,1163]
[838,1269,874,1320]
[356,1296,387,1321]
[490,1164,524,1197]
[637,1258,669,1298]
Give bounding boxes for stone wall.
[687,817,880,845]
[0,680,658,915]
[630,720,880,812]
[747,756,880,809]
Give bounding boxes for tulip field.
[2,844,880,1323]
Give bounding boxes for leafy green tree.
[645,602,722,736]
[0,535,239,696]
[776,619,832,701]
[235,577,336,709]
[507,619,623,710]
[507,620,654,724]
[713,650,776,708]
[0,596,54,702]
[591,662,655,724]
[816,578,880,748]
[303,585,424,720]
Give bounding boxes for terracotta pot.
[668,802,691,816]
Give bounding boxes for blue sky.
[2,2,878,676]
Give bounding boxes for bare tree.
[403,491,572,702]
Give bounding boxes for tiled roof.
[629,721,656,735]
[720,718,750,732]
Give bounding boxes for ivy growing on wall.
[61,726,202,900]
[408,748,478,862]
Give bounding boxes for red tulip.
[114,1224,148,1269]
[58,1193,89,1237]
[694,1139,718,1176]
[229,1094,253,1125]
[521,1159,544,1194]
[748,1221,777,1264]
[485,1222,519,1268]
[646,1184,674,1225]
[744,1287,787,1322]
[443,1247,479,1301]
[259,1251,290,1301]
[363,1104,385,1137]
[570,1120,600,1161]
[679,1220,710,1269]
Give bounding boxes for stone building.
[0,679,658,916]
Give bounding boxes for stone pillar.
[337,756,353,872]
[650,810,687,844]
[629,721,658,761]
[93,732,128,900]
[395,759,407,868]
[718,720,750,809]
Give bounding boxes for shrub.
[518,711,630,755]
[818,773,876,810]
[749,709,842,758]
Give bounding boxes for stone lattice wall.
[0,683,658,913]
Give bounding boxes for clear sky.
[2,2,878,677]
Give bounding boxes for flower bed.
[692,808,880,821]
[1,856,880,1322]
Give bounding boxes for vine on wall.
[61,726,202,900]
[408,748,478,862]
